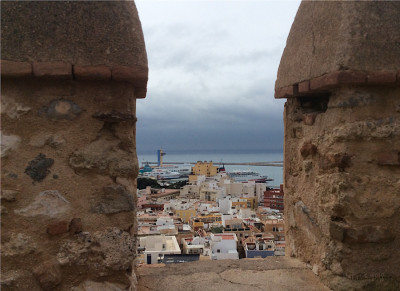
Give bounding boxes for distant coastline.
[137,148,283,155]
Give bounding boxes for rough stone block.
[1,189,18,202]
[320,153,351,171]
[329,222,345,242]
[1,205,8,214]
[15,190,70,218]
[135,87,147,99]
[57,227,136,271]
[33,62,72,79]
[74,65,111,80]
[69,218,83,234]
[69,134,137,178]
[291,127,304,139]
[24,153,54,182]
[47,221,69,235]
[33,259,62,290]
[72,280,127,291]
[1,132,21,158]
[303,113,317,126]
[0,270,42,291]
[345,225,395,243]
[367,71,397,84]
[112,65,148,87]
[1,96,32,119]
[310,70,367,91]
[298,80,310,93]
[2,233,37,256]
[275,85,295,98]
[39,99,82,120]
[91,184,134,214]
[92,112,137,123]
[300,142,317,158]
[1,60,32,77]
[29,134,66,149]
[376,150,400,166]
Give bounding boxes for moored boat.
[226,169,271,183]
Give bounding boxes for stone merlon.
[275,1,400,98]
[1,1,148,98]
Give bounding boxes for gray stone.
[15,190,70,218]
[1,96,31,119]
[24,153,54,182]
[2,233,37,257]
[39,99,82,120]
[91,184,134,214]
[1,132,21,158]
[57,227,135,272]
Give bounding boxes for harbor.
[144,161,283,167]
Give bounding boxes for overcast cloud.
[135,0,301,154]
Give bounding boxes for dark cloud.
[135,0,300,154]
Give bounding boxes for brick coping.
[0,60,148,99]
[275,70,400,99]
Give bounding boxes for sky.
[135,0,301,154]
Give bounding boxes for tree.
[166,180,188,189]
[137,177,162,190]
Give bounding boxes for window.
[217,249,221,253]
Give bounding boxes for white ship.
[142,168,181,180]
[227,170,270,183]
[160,164,192,176]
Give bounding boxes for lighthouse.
[157,149,166,167]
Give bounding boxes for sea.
[137,150,283,188]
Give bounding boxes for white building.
[218,197,233,214]
[163,199,195,213]
[139,235,181,264]
[182,236,211,256]
[180,184,201,198]
[219,180,267,203]
[197,202,219,214]
[209,233,239,260]
[199,187,225,202]
[238,208,257,219]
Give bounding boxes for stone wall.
[1,1,147,290]
[283,85,400,290]
[276,1,400,290]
